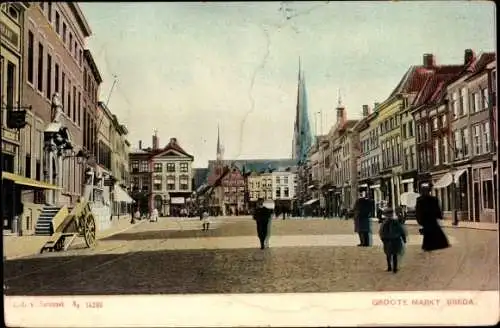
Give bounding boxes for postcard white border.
[4,291,499,327]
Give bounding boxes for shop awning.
[1,172,61,190]
[303,198,319,206]
[359,184,368,188]
[433,173,452,189]
[454,168,467,183]
[113,184,134,203]
[370,184,381,189]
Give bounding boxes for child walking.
[201,210,211,232]
[379,215,407,273]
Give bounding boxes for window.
[482,88,489,109]
[47,1,52,22]
[27,31,34,84]
[167,180,175,190]
[54,63,59,93]
[482,180,494,209]
[79,49,82,66]
[55,11,60,34]
[72,86,76,121]
[454,130,462,159]
[46,53,52,99]
[154,163,162,172]
[461,128,469,156]
[459,87,468,115]
[434,139,440,165]
[77,92,81,125]
[69,32,73,50]
[408,121,414,137]
[61,72,66,110]
[284,176,288,184]
[472,92,480,113]
[37,42,44,92]
[67,80,71,116]
[443,136,449,163]
[154,181,162,191]
[62,22,67,43]
[180,162,188,173]
[432,117,438,130]
[452,92,459,117]
[275,189,280,198]
[74,41,77,56]
[167,163,175,172]
[483,122,491,153]
[131,161,139,173]
[140,161,149,172]
[473,124,481,155]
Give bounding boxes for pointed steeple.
[336,88,346,125]
[216,124,223,161]
[292,57,312,164]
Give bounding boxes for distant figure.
[353,191,374,247]
[416,183,450,252]
[201,210,211,232]
[150,208,159,222]
[379,215,407,273]
[132,209,140,224]
[253,198,273,249]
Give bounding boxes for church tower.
[292,57,313,164]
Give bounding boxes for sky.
[79,1,495,168]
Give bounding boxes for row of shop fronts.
[305,160,497,223]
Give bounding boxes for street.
[4,218,498,295]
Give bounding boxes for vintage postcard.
[2,1,499,327]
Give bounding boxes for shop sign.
[2,141,17,154]
[480,168,493,181]
[2,127,18,141]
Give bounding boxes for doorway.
[473,182,480,222]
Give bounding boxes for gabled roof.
[411,65,465,109]
[150,138,194,159]
[464,52,496,81]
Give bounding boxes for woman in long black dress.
[415,184,450,252]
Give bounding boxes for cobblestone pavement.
[3,217,498,295]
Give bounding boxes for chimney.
[374,102,380,110]
[138,140,142,149]
[423,53,435,68]
[152,131,159,150]
[362,105,370,117]
[169,137,177,144]
[464,49,475,65]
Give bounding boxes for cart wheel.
[54,237,65,252]
[83,214,97,248]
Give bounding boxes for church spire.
[292,57,312,164]
[216,124,223,161]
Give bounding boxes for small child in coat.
[379,216,407,273]
[201,211,211,232]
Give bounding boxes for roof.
[84,50,103,84]
[412,66,464,108]
[150,138,194,159]
[68,3,92,37]
[207,159,297,175]
[464,52,496,81]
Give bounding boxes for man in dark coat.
[416,183,450,252]
[253,198,273,249]
[353,191,374,247]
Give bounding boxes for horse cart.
[40,199,97,253]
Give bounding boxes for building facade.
[82,49,100,163]
[271,170,296,212]
[129,142,151,215]
[1,3,28,231]
[433,52,497,223]
[356,104,382,210]
[150,137,194,216]
[22,3,92,206]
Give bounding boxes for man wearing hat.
[353,190,374,247]
[415,183,450,251]
[253,198,274,249]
